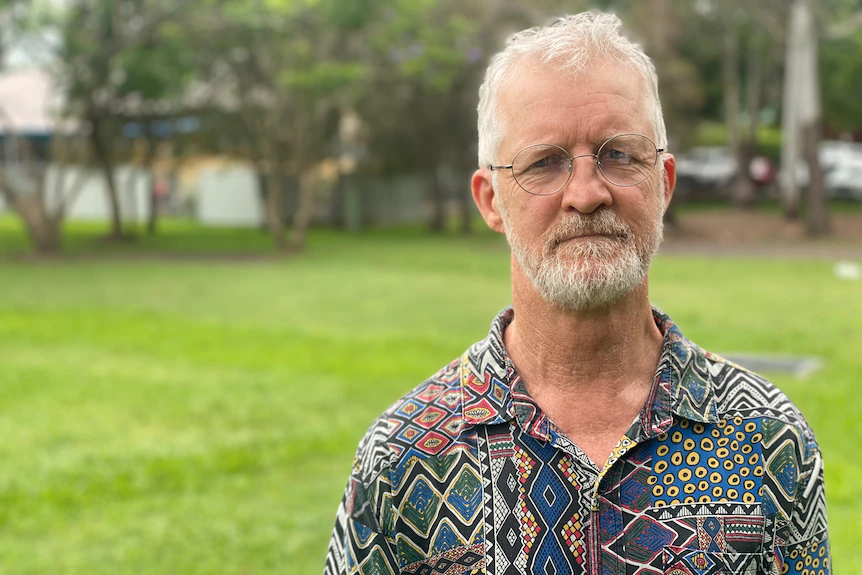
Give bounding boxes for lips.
[555,232,623,247]
[565,233,612,239]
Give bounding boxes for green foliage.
[0,221,858,572]
[370,1,478,92]
[821,30,862,134]
[318,0,377,29]
[694,121,784,161]
[281,62,368,92]
[116,35,196,101]
[54,0,198,120]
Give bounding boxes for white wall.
[0,163,149,222]
[195,166,264,227]
[45,165,151,222]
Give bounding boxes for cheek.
[510,195,559,230]
[620,189,662,229]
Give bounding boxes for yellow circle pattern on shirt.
[785,539,829,575]
[651,417,764,507]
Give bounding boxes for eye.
[531,154,565,169]
[601,148,632,165]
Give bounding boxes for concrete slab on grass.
[722,354,823,378]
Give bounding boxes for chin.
[555,246,630,275]
[531,250,649,311]
[554,236,624,260]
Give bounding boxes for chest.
[524,380,655,469]
[391,419,784,575]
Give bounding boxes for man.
[326,12,829,575]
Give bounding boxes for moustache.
[546,210,633,249]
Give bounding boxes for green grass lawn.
[0,219,859,573]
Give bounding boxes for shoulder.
[350,356,465,486]
[703,349,819,450]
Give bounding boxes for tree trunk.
[89,115,124,239]
[738,32,764,208]
[798,0,828,236]
[722,28,748,206]
[10,194,63,253]
[645,0,679,229]
[803,121,829,236]
[289,168,317,251]
[781,0,807,220]
[146,169,157,235]
[265,167,286,250]
[145,125,159,235]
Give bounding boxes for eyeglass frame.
[487,133,666,196]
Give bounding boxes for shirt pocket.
[657,514,766,554]
[662,545,774,575]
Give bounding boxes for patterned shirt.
[325,307,830,575]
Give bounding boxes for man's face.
[492,59,672,311]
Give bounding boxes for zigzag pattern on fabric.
[711,361,815,442]
[325,307,830,575]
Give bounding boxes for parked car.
[677,140,862,200]
[824,161,862,201]
[819,140,862,172]
[674,146,737,194]
[778,141,862,194]
[675,146,776,197]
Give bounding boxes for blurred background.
[0,0,859,573]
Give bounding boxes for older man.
[326,12,829,575]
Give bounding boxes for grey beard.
[500,204,663,311]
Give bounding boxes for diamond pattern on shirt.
[325,307,830,575]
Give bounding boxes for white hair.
[477,12,667,169]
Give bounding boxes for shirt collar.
[459,306,720,437]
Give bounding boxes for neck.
[504,259,664,399]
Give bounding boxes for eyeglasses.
[488,134,664,196]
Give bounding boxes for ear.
[660,153,676,211]
[472,169,506,233]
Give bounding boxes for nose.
[559,154,614,214]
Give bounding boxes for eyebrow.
[590,129,631,144]
[545,131,637,152]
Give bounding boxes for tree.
[790,0,829,235]
[361,0,483,233]
[57,0,188,240]
[113,19,198,235]
[0,0,92,253]
[0,127,91,253]
[821,9,862,134]
[707,0,788,208]
[625,0,706,223]
[189,0,370,251]
[361,0,545,234]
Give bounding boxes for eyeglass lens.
[510,134,658,195]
